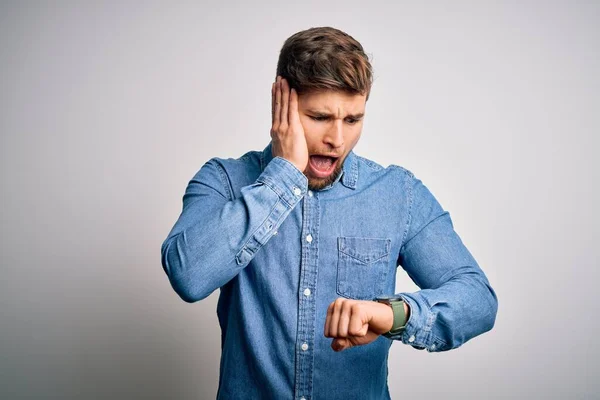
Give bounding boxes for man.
[161,26,498,399]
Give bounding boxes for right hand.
[270,76,309,172]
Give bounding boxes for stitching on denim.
[212,159,234,201]
[258,176,295,208]
[400,169,414,251]
[235,197,282,263]
[338,237,391,263]
[338,250,390,264]
[433,334,448,348]
[425,310,436,332]
[402,211,450,250]
[355,154,383,171]
[274,156,308,185]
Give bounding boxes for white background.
[1,1,598,399]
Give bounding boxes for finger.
[332,338,350,352]
[271,81,276,124]
[337,301,352,338]
[329,298,344,338]
[279,78,289,129]
[324,302,334,337]
[348,304,366,336]
[289,88,301,126]
[273,76,282,129]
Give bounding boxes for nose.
[323,119,344,149]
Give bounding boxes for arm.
[391,170,498,352]
[161,76,309,303]
[323,171,496,352]
[160,156,307,302]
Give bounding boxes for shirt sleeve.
[161,156,307,303]
[390,170,498,352]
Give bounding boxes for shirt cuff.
[256,156,308,207]
[388,292,448,353]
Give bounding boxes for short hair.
[276,26,373,100]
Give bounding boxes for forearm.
[161,156,307,302]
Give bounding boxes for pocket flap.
[338,237,391,263]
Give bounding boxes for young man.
[161,27,498,399]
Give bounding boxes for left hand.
[324,298,394,352]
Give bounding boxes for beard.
[304,154,346,191]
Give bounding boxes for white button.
[300,397,306,400]
[293,187,302,196]
[308,190,313,197]
[303,288,311,297]
[306,234,313,243]
[408,335,415,343]
[301,343,309,351]
[430,344,436,351]
[273,230,278,235]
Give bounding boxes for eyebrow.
[306,110,365,119]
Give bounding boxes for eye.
[345,118,360,124]
[310,115,328,121]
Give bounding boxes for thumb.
[332,338,351,352]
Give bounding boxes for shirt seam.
[238,197,282,252]
[400,169,414,250]
[402,211,450,250]
[212,159,234,201]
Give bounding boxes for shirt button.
[408,335,416,343]
[300,397,306,400]
[306,234,313,243]
[293,187,302,196]
[308,190,313,197]
[303,288,311,297]
[301,343,309,351]
[273,230,278,235]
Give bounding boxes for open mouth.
[308,155,339,178]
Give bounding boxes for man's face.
[297,90,367,190]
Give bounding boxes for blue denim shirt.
[161,142,498,400]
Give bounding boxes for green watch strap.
[387,300,407,335]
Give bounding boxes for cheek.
[345,126,362,146]
[300,118,325,139]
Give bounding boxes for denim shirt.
[161,142,498,400]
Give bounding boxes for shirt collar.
[260,141,358,190]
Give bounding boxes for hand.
[324,298,395,352]
[270,76,309,172]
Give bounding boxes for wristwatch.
[375,295,408,338]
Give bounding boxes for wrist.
[383,303,394,332]
[374,295,408,337]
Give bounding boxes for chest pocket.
[336,237,391,300]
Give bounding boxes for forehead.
[298,89,366,113]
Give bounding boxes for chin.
[308,178,334,191]
[306,164,344,191]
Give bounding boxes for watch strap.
[383,299,407,338]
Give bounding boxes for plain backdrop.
[1,1,598,399]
